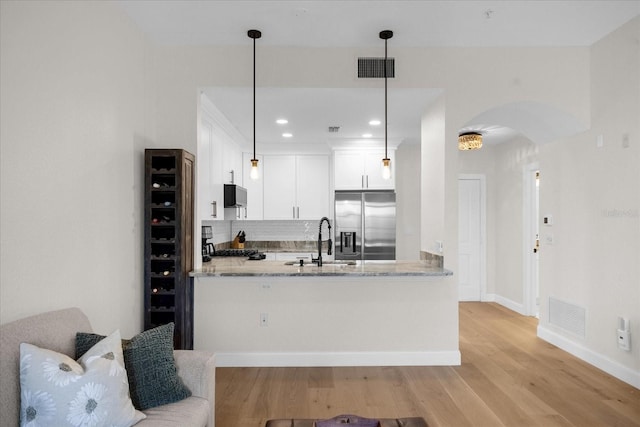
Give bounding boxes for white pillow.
[20,330,145,427]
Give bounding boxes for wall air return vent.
[549,297,586,338]
[328,126,340,133]
[358,57,395,78]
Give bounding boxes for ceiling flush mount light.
[380,30,393,180]
[282,133,293,138]
[362,133,373,138]
[276,119,288,124]
[248,29,261,180]
[369,119,381,126]
[458,132,483,150]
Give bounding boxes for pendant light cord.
[379,30,392,161]
[253,35,256,160]
[384,37,388,159]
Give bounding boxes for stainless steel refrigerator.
[334,191,396,261]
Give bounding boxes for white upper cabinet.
[334,148,395,190]
[263,154,330,220]
[263,155,296,220]
[296,155,330,219]
[198,94,245,221]
[199,99,222,221]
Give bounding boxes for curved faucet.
[313,216,332,267]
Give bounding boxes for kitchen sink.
[283,260,356,266]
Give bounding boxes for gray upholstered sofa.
[0,308,215,427]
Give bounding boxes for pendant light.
[248,29,261,180]
[380,30,393,180]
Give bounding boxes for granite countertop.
[191,258,452,277]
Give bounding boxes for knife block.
[231,237,244,249]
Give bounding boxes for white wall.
[195,275,459,367]
[537,17,640,386]
[0,1,155,337]
[396,143,421,260]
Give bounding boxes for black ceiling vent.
[357,57,395,78]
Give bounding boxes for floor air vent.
[328,126,340,133]
[549,297,586,337]
[358,57,395,78]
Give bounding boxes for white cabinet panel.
[199,106,223,220]
[263,155,297,219]
[263,155,330,220]
[334,149,395,190]
[363,151,394,190]
[333,152,364,189]
[296,155,330,219]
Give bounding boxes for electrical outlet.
[260,313,269,327]
[617,329,631,351]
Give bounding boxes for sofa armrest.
[173,350,215,401]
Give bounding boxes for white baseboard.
[482,293,496,302]
[484,293,527,316]
[214,351,462,368]
[538,325,640,389]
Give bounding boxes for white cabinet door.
[263,155,297,219]
[334,149,395,190]
[263,155,330,220]
[296,155,330,219]
[334,151,365,190]
[364,150,395,190]
[242,152,263,220]
[199,105,223,220]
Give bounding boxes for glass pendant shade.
[250,158,259,180]
[382,158,392,180]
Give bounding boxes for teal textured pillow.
[76,323,191,410]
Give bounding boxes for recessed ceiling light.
[276,119,288,124]
[282,133,293,138]
[369,120,381,126]
[362,133,373,138]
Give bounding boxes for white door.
[524,165,541,316]
[458,177,482,301]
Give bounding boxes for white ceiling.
[117,1,639,147]
[203,87,442,148]
[117,1,639,48]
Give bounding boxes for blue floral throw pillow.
[19,330,145,427]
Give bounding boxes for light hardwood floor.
[215,302,640,426]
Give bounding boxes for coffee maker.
[201,225,215,262]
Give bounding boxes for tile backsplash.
[202,219,329,246]
[232,220,322,242]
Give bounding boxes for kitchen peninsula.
[191,259,458,367]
